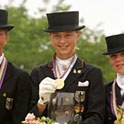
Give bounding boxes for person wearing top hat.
[0,9,31,124]
[28,11,105,124]
[103,33,124,124]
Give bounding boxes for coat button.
[3,93,7,97]
[108,117,112,120]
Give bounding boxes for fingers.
[39,77,57,94]
[40,85,56,93]
[38,77,57,103]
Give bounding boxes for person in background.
[30,11,105,124]
[0,9,31,124]
[103,33,124,124]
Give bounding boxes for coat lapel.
[64,58,85,86]
[116,84,123,105]
[47,58,85,79]
[46,61,55,78]
[3,62,14,82]
[46,58,87,87]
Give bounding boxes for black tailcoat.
[0,62,31,124]
[105,81,123,124]
[30,58,105,124]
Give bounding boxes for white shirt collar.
[0,53,4,65]
[117,73,124,90]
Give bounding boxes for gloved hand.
[38,77,57,105]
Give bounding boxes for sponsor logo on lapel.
[78,81,89,87]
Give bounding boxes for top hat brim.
[43,25,85,32]
[102,48,124,55]
[0,25,14,31]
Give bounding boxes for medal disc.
[56,78,64,89]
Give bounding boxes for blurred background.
[1,0,123,82]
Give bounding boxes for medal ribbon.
[55,57,75,79]
[55,64,60,79]
[0,57,8,89]
[111,79,118,117]
[53,54,77,81]
[121,101,124,110]
[111,79,124,119]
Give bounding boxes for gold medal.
[56,78,64,89]
[114,106,124,124]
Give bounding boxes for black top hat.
[103,33,124,55]
[43,11,85,32]
[0,9,14,31]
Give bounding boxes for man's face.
[0,29,8,50]
[50,31,81,59]
[109,51,124,75]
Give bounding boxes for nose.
[59,36,66,43]
[116,55,123,61]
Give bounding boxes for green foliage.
[4,6,54,72]
[76,35,116,82]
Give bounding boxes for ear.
[49,33,53,42]
[5,32,9,42]
[77,31,82,40]
[108,56,112,65]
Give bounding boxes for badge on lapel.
[73,91,85,122]
[75,91,85,102]
[73,69,82,74]
[5,97,13,110]
[74,113,82,122]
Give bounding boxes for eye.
[64,33,73,38]
[110,54,117,59]
[120,52,124,56]
[0,33,3,36]
[52,34,60,39]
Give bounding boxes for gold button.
[3,93,6,97]
[108,117,112,120]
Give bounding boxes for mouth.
[58,45,68,49]
[116,63,124,68]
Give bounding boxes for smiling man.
[103,33,124,124]
[29,11,105,124]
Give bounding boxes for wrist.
[37,102,46,116]
[38,97,48,105]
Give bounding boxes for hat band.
[49,24,78,28]
[103,47,124,55]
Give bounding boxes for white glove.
[38,77,57,105]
